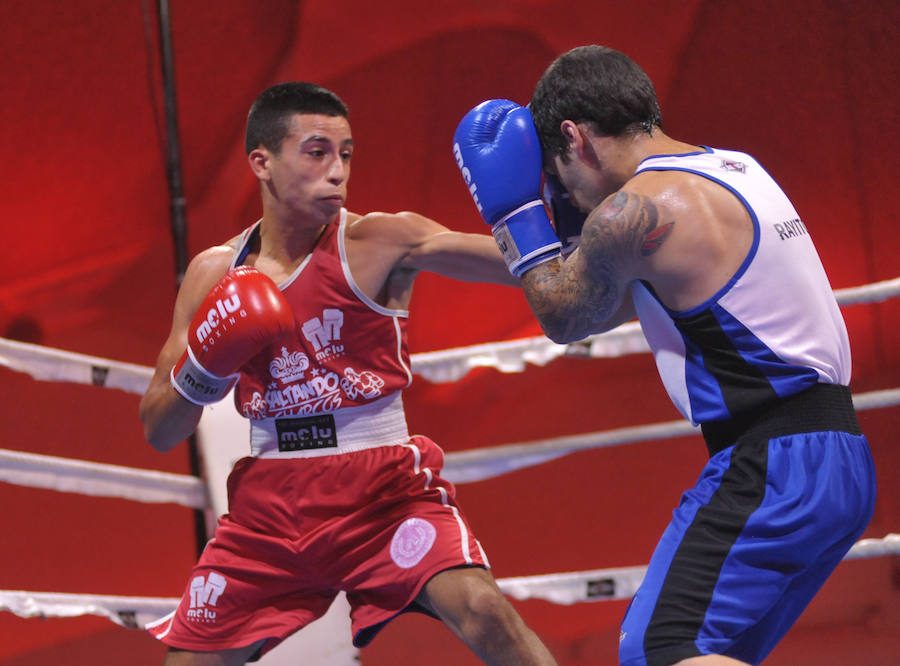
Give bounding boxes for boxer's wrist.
[170,348,238,405]
[491,201,561,276]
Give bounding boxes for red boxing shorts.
[146,435,489,658]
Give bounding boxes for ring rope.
[0,276,896,636]
[444,387,900,483]
[2,533,897,628]
[3,277,897,389]
[1,387,896,503]
[0,447,208,509]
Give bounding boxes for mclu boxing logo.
[195,294,247,347]
[453,143,483,213]
[186,571,227,624]
[302,308,345,361]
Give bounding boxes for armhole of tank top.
[231,221,262,269]
[634,146,712,170]
[634,164,761,319]
[392,317,414,388]
[337,209,410,318]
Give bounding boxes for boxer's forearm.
[140,378,204,452]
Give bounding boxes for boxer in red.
[139,82,556,666]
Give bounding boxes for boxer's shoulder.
[345,211,445,256]
[181,245,236,295]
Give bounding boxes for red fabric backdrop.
[1,1,897,664]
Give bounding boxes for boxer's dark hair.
[245,82,349,155]
[530,45,662,163]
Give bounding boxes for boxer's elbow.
[522,289,588,344]
[537,315,587,345]
[143,423,180,453]
[140,409,179,453]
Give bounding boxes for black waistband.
[700,383,861,457]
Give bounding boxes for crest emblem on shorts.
[390,518,437,569]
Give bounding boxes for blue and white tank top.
[631,147,850,425]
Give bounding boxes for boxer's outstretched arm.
[350,210,519,287]
[400,219,521,287]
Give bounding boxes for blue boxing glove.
[453,99,561,276]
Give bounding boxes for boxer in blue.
[453,45,876,665]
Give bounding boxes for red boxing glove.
[171,266,294,405]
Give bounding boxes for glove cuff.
[170,348,239,405]
[492,200,562,276]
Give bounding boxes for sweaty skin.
[521,128,753,346]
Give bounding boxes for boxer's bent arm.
[521,189,668,343]
[140,345,203,453]
[139,248,233,452]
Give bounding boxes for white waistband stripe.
[250,392,410,459]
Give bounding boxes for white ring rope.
[444,387,900,483]
[2,387,896,504]
[0,448,208,509]
[0,337,153,394]
[0,276,896,632]
[501,531,900,604]
[414,275,900,380]
[3,277,897,388]
[2,533,897,628]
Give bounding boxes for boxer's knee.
[422,567,521,640]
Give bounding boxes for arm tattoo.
[522,191,673,343]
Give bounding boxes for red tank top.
[232,210,413,420]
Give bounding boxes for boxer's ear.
[560,120,579,149]
[248,148,271,180]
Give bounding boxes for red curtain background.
[0,1,897,664]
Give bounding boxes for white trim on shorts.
[249,392,411,458]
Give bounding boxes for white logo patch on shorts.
[390,517,437,569]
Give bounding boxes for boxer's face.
[547,134,627,213]
[258,113,354,223]
[550,152,608,214]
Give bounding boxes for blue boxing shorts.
[619,388,876,666]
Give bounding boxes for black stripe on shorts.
[643,438,768,665]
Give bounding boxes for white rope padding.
[0,277,895,633]
[0,590,179,629]
[498,532,900,604]
[1,388,897,503]
[443,387,900,483]
[0,448,208,508]
[3,277,896,388]
[838,276,900,304]
[0,337,153,394]
[445,418,696,484]
[410,320,648,383]
[413,276,900,380]
[2,533,896,626]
